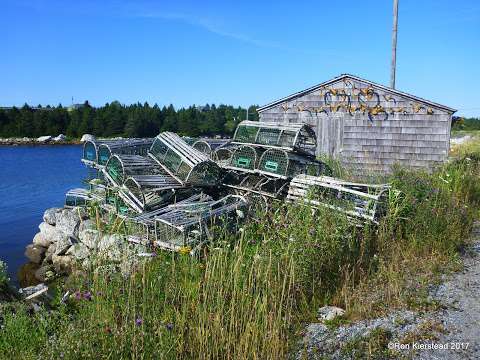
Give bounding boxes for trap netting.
[104,154,160,185]
[232,121,317,155]
[149,132,221,186]
[227,145,263,171]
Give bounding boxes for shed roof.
[257,74,456,114]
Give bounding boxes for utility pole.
[390,0,399,89]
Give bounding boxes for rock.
[78,228,101,249]
[38,222,65,244]
[98,234,124,260]
[34,265,54,282]
[32,232,51,248]
[81,134,96,142]
[24,244,46,264]
[36,135,52,142]
[53,134,66,142]
[54,235,75,255]
[317,306,346,321]
[79,219,96,233]
[43,207,61,225]
[55,208,81,237]
[43,243,56,264]
[17,262,41,287]
[19,283,48,298]
[66,243,90,261]
[52,254,74,274]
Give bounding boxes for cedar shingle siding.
[257,74,455,174]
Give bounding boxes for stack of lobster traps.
[68,122,390,255]
[74,132,246,253]
[220,121,331,204]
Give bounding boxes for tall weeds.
[1,149,480,359]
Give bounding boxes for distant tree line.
[451,116,480,131]
[0,101,259,138]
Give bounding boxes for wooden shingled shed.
[257,74,456,173]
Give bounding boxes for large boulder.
[98,234,124,260]
[55,209,81,237]
[78,228,101,249]
[54,235,75,256]
[38,222,65,244]
[32,232,51,248]
[79,219,96,233]
[66,243,90,261]
[53,134,66,142]
[34,265,54,282]
[24,244,46,264]
[36,135,52,142]
[80,134,96,142]
[42,243,55,266]
[52,254,74,274]
[43,207,61,225]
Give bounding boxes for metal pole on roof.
[246,107,249,121]
[390,0,399,89]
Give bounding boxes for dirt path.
[297,222,480,359]
[414,222,480,359]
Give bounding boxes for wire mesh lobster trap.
[104,154,161,185]
[96,139,154,166]
[211,145,237,167]
[257,148,331,179]
[223,171,290,200]
[127,193,212,243]
[232,121,317,155]
[192,138,231,155]
[149,132,221,186]
[153,194,247,252]
[287,174,390,224]
[224,145,264,172]
[121,174,185,213]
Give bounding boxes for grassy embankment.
[1,136,480,359]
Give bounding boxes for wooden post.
[390,0,399,89]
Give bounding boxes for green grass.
[1,139,480,359]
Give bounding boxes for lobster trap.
[287,174,390,224]
[121,174,185,213]
[257,148,330,179]
[149,132,221,186]
[104,154,161,185]
[153,194,247,252]
[192,138,231,155]
[232,121,317,155]
[224,145,264,172]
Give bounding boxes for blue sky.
[1,0,479,116]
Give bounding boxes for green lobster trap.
[225,145,263,172]
[257,148,330,179]
[122,174,185,213]
[192,138,231,156]
[97,138,154,166]
[232,121,317,155]
[149,132,221,186]
[104,154,161,185]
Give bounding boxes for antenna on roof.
[390,0,399,89]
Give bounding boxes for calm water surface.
[0,145,86,281]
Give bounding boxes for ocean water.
[0,145,86,282]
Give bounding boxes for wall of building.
[258,77,453,173]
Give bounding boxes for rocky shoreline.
[21,207,150,286]
[0,136,81,146]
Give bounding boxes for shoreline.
[0,138,82,146]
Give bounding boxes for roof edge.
[257,74,457,114]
